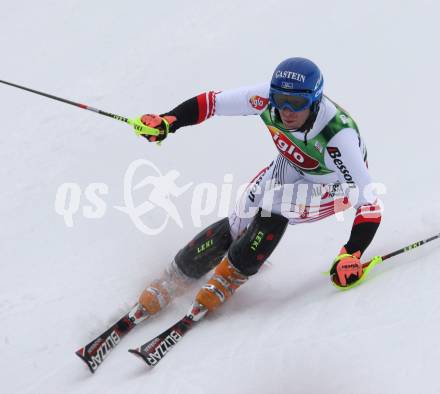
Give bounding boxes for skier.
[136,57,382,319]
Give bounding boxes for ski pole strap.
[333,253,352,264]
[128,117,161,137]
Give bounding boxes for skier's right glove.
[138,114,177,142]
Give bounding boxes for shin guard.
[174,218,233,279]
[228,209,288,276]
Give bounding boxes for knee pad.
[175,218,233,279]
[228,209,288,276]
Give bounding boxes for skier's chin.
[282,119,304,130]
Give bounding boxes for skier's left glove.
[138,114,177,142]
[330,247,363,288]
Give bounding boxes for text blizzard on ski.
[88,331,121,370]
[146,331,182,365]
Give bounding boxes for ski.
[128,302,207,367]
[75,303,149,373]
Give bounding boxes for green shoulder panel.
[259,100,359,176]
[321,96,359,141]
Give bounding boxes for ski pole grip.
[129,117,160,137]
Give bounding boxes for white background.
[1,1,440,393]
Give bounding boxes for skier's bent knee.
[228,209,288,276]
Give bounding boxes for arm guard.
[344,203,382,255]
[162,92,217,132]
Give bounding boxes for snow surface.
[1,1,440,393]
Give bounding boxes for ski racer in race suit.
[136,58,382,317]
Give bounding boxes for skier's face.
[279,107,310,129]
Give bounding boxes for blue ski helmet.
[269,57,324,113]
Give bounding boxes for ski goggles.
[269,91,313,112]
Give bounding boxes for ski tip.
[75,349,96,374]
[75,347,85,358]
[128,348,152,366]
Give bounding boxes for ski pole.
[0,79,159,137]
[363,232,440,269]
[336,232,440,290]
